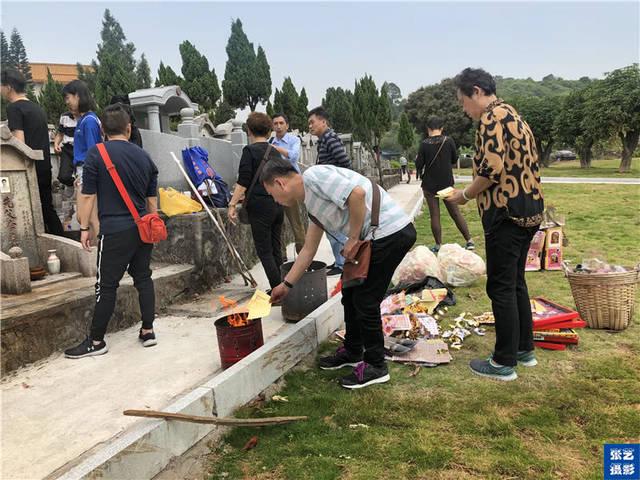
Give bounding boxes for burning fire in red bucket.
[215,296,264,369]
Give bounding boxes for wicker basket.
[566,268,640,330]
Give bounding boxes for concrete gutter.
[49,186,424,480]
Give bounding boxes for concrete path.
[1,181,423,480]
[454,175,640,185]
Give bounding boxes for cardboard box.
[544,246,563,270]
[525,230,546,271]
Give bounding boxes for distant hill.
[496,74,593,100]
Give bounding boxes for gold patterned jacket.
[473,100,544,232]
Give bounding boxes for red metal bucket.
[214,313,264,369]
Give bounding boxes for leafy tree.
[272,88,283,116]
[496,75,592,99]
[266,100,274,118]
[38,68,66,124]
[587,64,640,173]
[93,9,138,109]
[382,81,403,120]
[222,19,271,111]
[323,87,354,133]
[179,40,221,113]
[510,95,561,166]
[9,29,32,84]
[155,61,182,87]
[397,112,415,154]
[135,53,152,89]
[404,77,474,147]
[554,86,596,168]
[213,100,236,125]
[275,77,303,130]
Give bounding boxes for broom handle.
[123,409,307,426]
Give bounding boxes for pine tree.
[222,19,271,111]
[1,31,11,70]
[266,100,274,118]
[297,87,309,132]
[155,61,182,87]
[38,68,66,124]
[272,88,283,115]
[322,87,354,133]
[77,63,97,94]
[279,77,300,128]
[135,53,152,89]
[8,28,34,98]
[397,112,415,154]
[179,40,220,113]
[213,100,236,125]
[93,9,138,109]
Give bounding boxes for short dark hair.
[272,112,289,124]
[246,111,272,137]
[101,104,130,137]
[454,68,497,97]
[1,68,26,93]
[308,106,329,121]
[62,80,96,113]
[427,116,444,130]
[109,94,130,105]
[260,155,297,184]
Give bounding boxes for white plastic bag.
[392,245,442,285]
[438,243,486,287]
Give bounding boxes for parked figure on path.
[1,68,65,236]
[53,110,77,188]
[62,80,102,242]
[227,112,284,291]
[65,105,159,358]
[415,116,474,252]
[307,106,351,276]
[448,67,544,381]
[265,158,416,389]
[270,113,305,256]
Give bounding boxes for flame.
[219,295,238,310]
[228,312,249,327]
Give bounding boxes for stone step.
[0,263,194,375]
[31,271,83,290]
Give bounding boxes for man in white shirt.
[270,114,305,254]
[263,157,416,389]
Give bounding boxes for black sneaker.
[325,263,336,270]
[327,266,343,276]
[139,329,157,347]
[65,338,108,359]
[465,240,476,251]
[318,346,362,370]
[340,362,390,389]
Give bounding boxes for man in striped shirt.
[308,106,351,275]
[263,158,416,389]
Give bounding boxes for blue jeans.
[327,231,347,269]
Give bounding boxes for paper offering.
[436,187,454,198]
[247,290,272,319]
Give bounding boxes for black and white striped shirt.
[316,128,351,169]
[57,111,77,146]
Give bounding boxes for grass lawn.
[207,184,640,480]
[454,157,640,179]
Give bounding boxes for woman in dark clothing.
[227,112,285,289]
[415,116,474,252]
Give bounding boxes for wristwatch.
[283,280,294,289]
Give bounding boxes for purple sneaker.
[340,362,390,389]
[318,346,362,370]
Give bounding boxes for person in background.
[1,68,64,236]
[415,116,474,252]
[53,110,77,189]
[264,158,416,389]
[448,67,544,381]
[64,104,159,358]
[227,112,284,291]
[270,113,305,256]
[307,106,351,276]
[63,80,102,242]
[399,155,408,183]
[109,95,143,147]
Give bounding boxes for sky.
[2,1,639,111]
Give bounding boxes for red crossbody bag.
[96,143,167,244]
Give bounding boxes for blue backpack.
[181,146,231,208]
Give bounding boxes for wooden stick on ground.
[123,409,307,426]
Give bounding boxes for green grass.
[455,157,640,178]
[207,184,640,480]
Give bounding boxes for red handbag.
[96,143,167,244]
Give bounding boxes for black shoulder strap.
[242,144,273,208]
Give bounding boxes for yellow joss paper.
[247,290,272,319]
[436,187,454,199]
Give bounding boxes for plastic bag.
[438,243,486,287]
[392,245,442,285]
[159,187,203,217]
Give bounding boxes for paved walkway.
[455,175,640,185]
[1,181,423,480]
